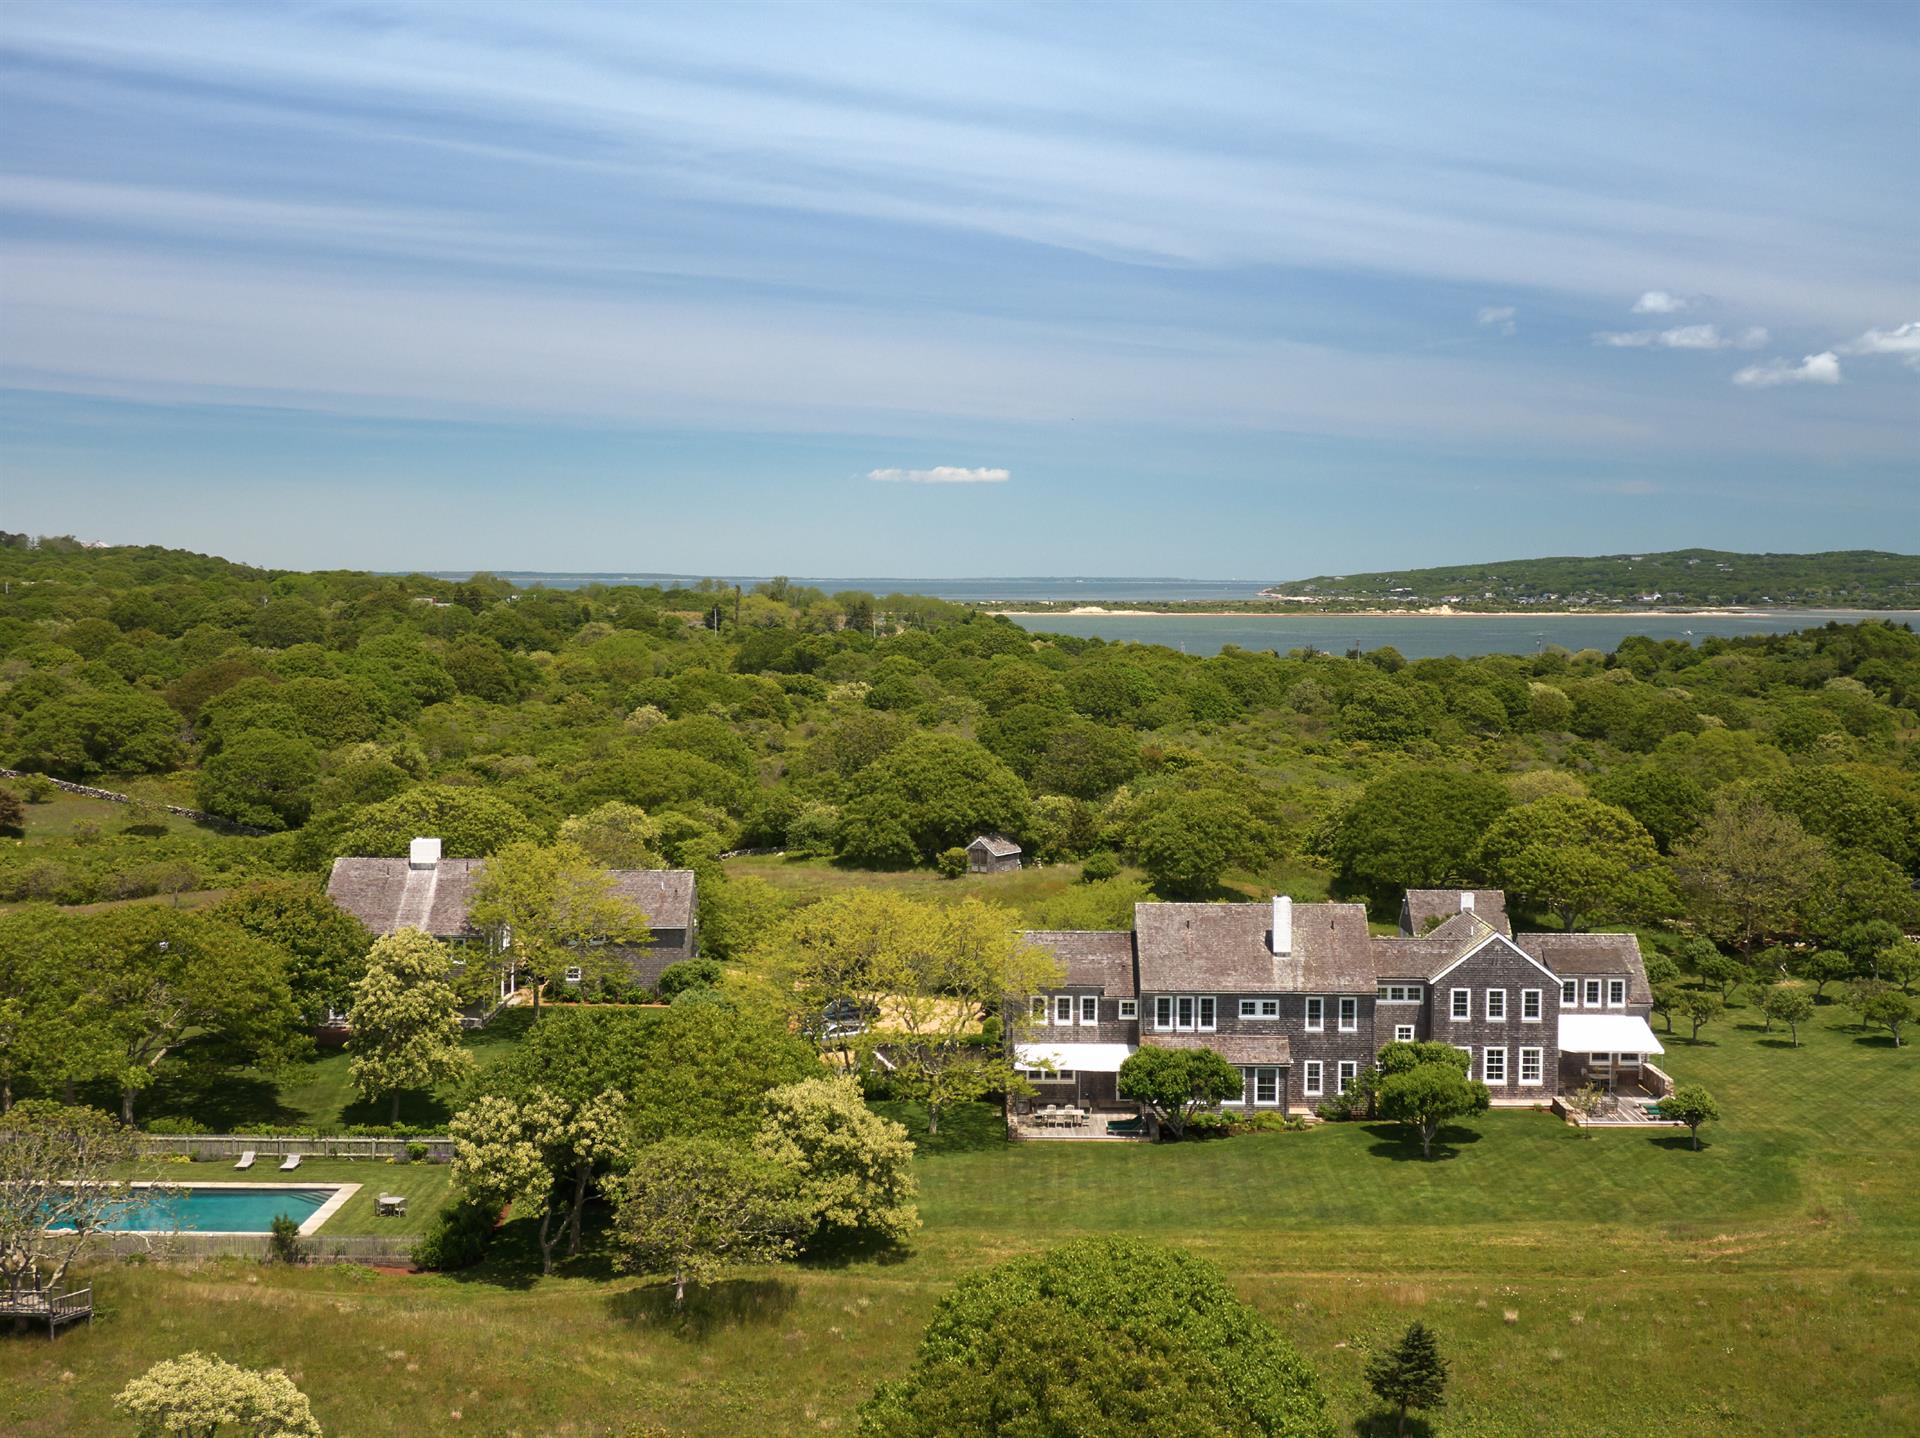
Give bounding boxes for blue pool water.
[51,1186,335,1233]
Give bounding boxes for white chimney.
[1271,895,1292,957]
[409,836,442,870]
[1460,891,1475,913]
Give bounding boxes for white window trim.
[1222,1068,1247,1106]
[1483,1046,1507,1085]
[1031,996,1048,1024]
[1154,996,1173,1031]
[1055,995,1074,1024]
[1584,979,1602,1008]
[1338,997,1359,1033]
[563,966,583,984]
[1486,989,1507,1022]
[1519,1046,1544,1086]
[1118,999,1137,1020]
[1561,979,1577,1005]
[1198,996,1217,1033]
[1376,983,1423,1003]
[1079,996,1098,1026]
[1521,988,1542,1022]
[1239,998,1282,1021]
[1394,1024,1416,1043]
[1305,997,1325,1033]
[1607,979,1627,1009]
[1303,1060,1323,1097]
[1251,1066,1281,1107]
[1336,1060,1358,1095]
[1450,987,1470,1021]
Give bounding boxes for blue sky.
[2,0,1915,577]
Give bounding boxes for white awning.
[1558,1013,1664,1056]
[1015,1042,1135,1073]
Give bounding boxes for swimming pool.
[49,1183,355,1235]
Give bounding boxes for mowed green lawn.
[5,1003,1916,1437]
[105,1158,454,1238]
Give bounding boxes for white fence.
[135,1133,454,1163]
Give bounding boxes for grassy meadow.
[5,997,1916,1436]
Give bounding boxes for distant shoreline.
[989,605,1790,619]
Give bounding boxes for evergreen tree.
[1365,1320,1448,1436]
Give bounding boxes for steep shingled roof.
[1133,901,1374,993]
[1019,930,1136,996]
[968,834,1022,858]
[326,857,694,938]
[1401,889,1510,937]
[1518,932,1652,1004]
[1144,1032,1293,1066]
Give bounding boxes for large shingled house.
[1013,887,1662,1123]
[326,837,698,1007]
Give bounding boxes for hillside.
[1265,548,1920,611]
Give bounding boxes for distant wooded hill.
[1267,549,1920,610]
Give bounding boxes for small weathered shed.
[966,833,1023,874]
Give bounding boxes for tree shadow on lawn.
[1354,1414,1437,1438]
[1851,1033,1904,1048]
[1647,1134,1709,1153]
[607,1277,799,1338]
[91,1063,300,1131]
[1360,1122,1482,1163]
[873,1101,1006,1157]
[796,1228,912,1271]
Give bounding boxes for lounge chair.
[278,1153,302,1172]
[233,1150,256,1171]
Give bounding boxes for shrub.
[266,1214,305,1265]
[1078,849,1121,883]
[412,1198,498,1272]
[657,958,724,999]
[405,1142,429,1163]
[141,1117,210,1136]
[935,846,969,879]
[1182,1111,1234,1137]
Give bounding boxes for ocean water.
[1004,610,1920,660]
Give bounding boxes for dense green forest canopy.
[1262,547,1920,610]
[2,537,1916,968]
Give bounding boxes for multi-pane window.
[1338,997,1358,1032]
[1155,996,1173,1030]
[1483,1047,1507,1084]
[1303,1060,1323,1096]
[1394,1024,1416,1042]
[1305,997,1325,1032]
[1198,996,1217,1032]
[1080,996,1098,1025]
[1585,979,1602,1007]
[1450,988,1470,1021]
[1032,997,1048,1023]
[1177,996,1196,1031]
[1055,995,1074,1024]
[1562,979,1578,1004]
[1522,988,1542,1021]
[564,966,583,983]
[1252,1067,1280,1105]
[1608,979,1626,1007]
[1519,1047,1543,1085]
[1376,983,1423,1002]
[1118,1000,1138,1020]
[1336,1060,1358,1094]
[1486,989,1506,1021]
[1240,998,1281,1019]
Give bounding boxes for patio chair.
[278,1153,302,1172]
[376,1194,407,1216]
[232,1150,256,1171]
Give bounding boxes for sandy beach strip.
[988,606,1778,619]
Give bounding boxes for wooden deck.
[0,1287,92,1337]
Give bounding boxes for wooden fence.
[135,1133,454,1163]
[96,1233,418,1266]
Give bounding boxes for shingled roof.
[1144,1032,1293,1066]
[1518,932,1652,1003]
[326,855,694,938]
[968,834,1022,858]
[1133,901,1374,993]
[1401,889,1510,937]
[1019,930,1136,996]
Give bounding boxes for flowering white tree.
[0,1102,144,1307]
[449,1087,629,1274]
[115,1351,322,1437]
[346,930,472,1123]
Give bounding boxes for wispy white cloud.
[1476,304,1516,335]
[1593,324,1767,350]
[1732,352,1841,388]
[868,466,1011,484]
[1632,290,1688,314]
[1839,320,1920,368]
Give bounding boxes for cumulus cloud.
[1732,352,1841,388]
[867,465,1011,483]
[1839,320,1920,367]
[1476,304,1517,335]
[1593,324,1767,350]
[1632,290,1688,314]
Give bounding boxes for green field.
[5,999,1916,1436]
[108,1158,453,1238]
